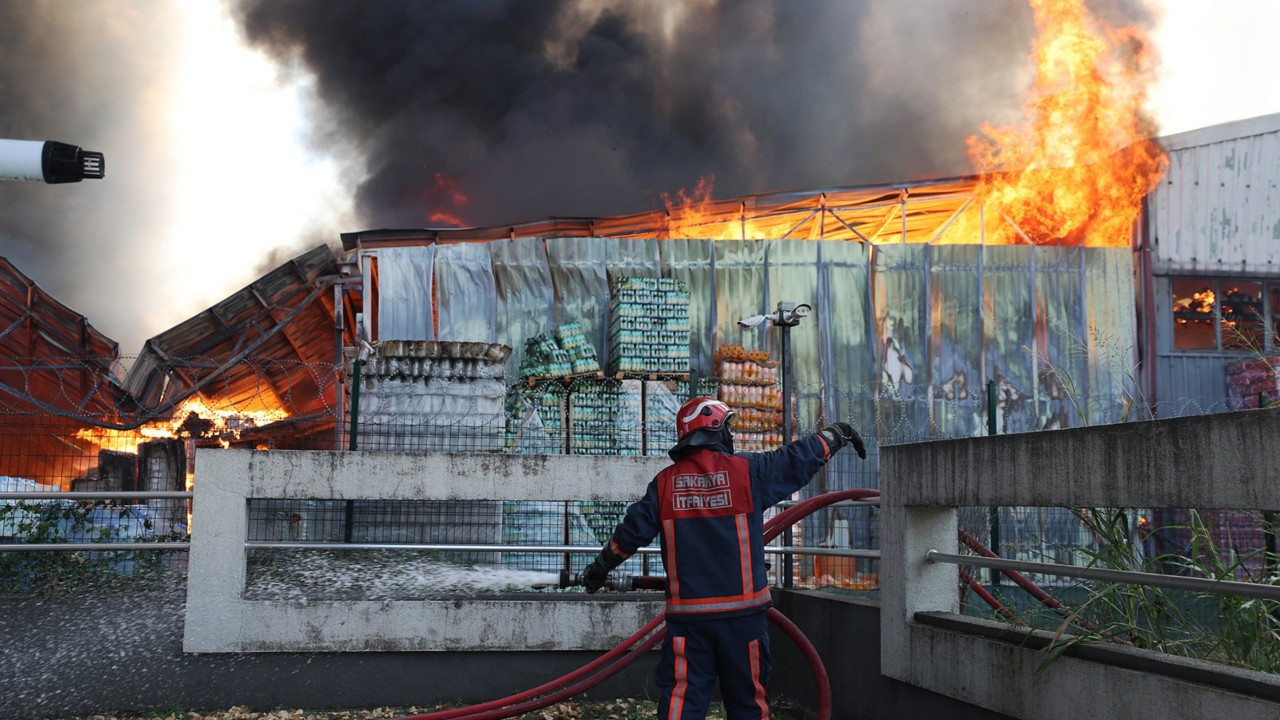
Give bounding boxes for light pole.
[738,301,812,444]
[740,301,812,590]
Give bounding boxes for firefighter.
[581,397,866,719]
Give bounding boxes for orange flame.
[945,0,1167,246]
[662,176,768,239]
[428,172,470,226]
[75,396,290,455]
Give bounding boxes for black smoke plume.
[232,0,1154,229]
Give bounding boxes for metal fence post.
[344,356,363,543]
[987,379,1000,588]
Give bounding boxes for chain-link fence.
[1,354,1273,600]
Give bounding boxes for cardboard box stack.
[608,277,691,374]
[1225,356,1280,409]
[715,343,782,452]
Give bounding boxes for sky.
[0,0,1278,356]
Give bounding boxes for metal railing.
[926,549,1280,602]
[0,491,193,553]
[246,540,880,559]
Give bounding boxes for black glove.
[819,421,867,459]
[581,542,627,594]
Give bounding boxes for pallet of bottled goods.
[553,321,602,375]
[715,343,783,452]
[504,381,567,454]
[568,378,642,455]
[518,322,603,385]
[608,276,691,375]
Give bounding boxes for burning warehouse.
[0,0,1277,585]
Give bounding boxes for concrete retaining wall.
[880,408,1280,719]
[186,450,668,653]
[0,593,657,720]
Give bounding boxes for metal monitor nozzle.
[0,140,105,184]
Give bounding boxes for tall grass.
[1003,323,1280,673]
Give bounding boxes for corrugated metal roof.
[1149,112,1280,275]
[340,176,983,248]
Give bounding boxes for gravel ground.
[64,701,646,720]
[62,698,813,719]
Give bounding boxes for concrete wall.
[880,408,1280,719]
[0,593,658,720]
[771,591,1015,720]
[186,449,668,653]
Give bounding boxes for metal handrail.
[0,491,194,552]
[0,491,193,500]
[0,542,880,558]
[926,549,1280,602]
[0,542,190,552]
[245,541,880,559]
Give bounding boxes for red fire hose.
[395,491,846,720]
[400,614,667,720]
[393,486,1086,720]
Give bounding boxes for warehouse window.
[1220,282,1264,350]
[1171,279,1217,350]
[1171,277,1272,352]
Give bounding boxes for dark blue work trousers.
[654,612,771,720]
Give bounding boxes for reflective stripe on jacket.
[611,433,833,621]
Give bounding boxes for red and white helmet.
[672,397,736,455]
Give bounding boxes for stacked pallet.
[608,277,691,375]
[553,321,601,375]
[569,378,642,456]
[715,343,783,452]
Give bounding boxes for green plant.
[0,499,185,594]
[1007,325,1280,673]
[1033,507,1280,674]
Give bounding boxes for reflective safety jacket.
[608,434,833,621]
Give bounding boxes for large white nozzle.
[0,139,105,183]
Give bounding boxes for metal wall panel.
[658,240,717,373]
[764,240,823,435]
[375,246,435,341]
[872,245,929,442]
[1083,249,1139,423]
[928,245,984,438]
[1033,247,1086,430]
[1155,353,1232,418]
[1150,114,1280,274]
[981,247,1037,434]
[713,240,769,361]
[544,238,610,359]
[434,242,496,342]
[491,238,555,380]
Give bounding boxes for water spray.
[0,139,105,183]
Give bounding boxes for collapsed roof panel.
[0,257,129,418]
[122,245,347,420]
